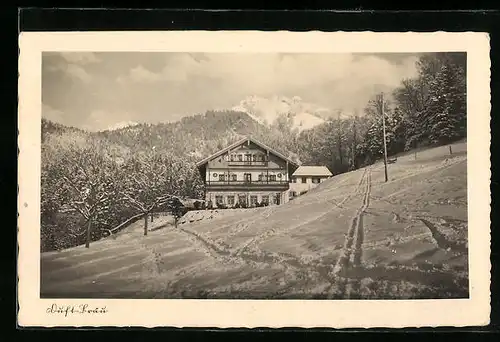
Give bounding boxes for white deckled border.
[18,31,491,328]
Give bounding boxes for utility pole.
[352,113,357,170]
[381,93,389,182]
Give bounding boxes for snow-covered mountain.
[232,95,331,132]
[106,121,140,131]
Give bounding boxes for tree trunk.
[144,213,148,236]
[174,216,178,228]
[337,115,343,168]
[85,218,92,248]
[351,143,356,170]
[449,145,453,155]
[338,144,343,168]
[151,214,154,223]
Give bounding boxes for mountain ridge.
[231,95,330,132]
[42,108,305,166]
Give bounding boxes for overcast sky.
[42,52,420,131]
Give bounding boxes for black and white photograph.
[18,31,490,328]
[38,49,470,300]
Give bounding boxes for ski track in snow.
[216,206,280,247]
[41,143,469,298]
[175,224,336,287]
[329,167,371,298]
[236,167,370,256]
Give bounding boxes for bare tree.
[57,138,117,248]
[119,148,184,235]
[336,111,344,168]
[350,113,359,170]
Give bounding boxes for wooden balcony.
[227,161,268,167]
[206,180,290,191]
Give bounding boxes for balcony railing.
[207,180,289,186]
[227,161,268,166]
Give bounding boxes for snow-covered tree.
[44,134,120,248]
[425,62,466,144]
[120,149,180,235]
[392,52,466,148]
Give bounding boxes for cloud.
[159,54,201,82]
[59,52,102,65]
[117,53,418,111]
[44,52,98,84]
[237,54,415,95]
[42,104,65,123]
[47,62,92,84]
[43,52,422,131]
[119,54,202,84]
[128,65,162,83]
[66,64,92,83]
[82,109,136,132]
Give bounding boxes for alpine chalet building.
[196,137,299,208]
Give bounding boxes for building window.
[245,154,251,161]
[230,154,234,162]
[253,154,257,162]
[261,195,269,204]
[301,177,307,183]
[238,195,246,206]
[250,196,258,206]
[238,154,243,161]
[269,175,277,182]
[290,191,296,197]
[231,174,237,181]
[215,195,223,205]
[258,174,263,181]
[312,177,320,184]
[219,174,225,182]
[227,196,235,206]
[244,173,252,182]
[292,177,297,183]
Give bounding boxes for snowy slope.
[41,141,468,299]
[232,95,330,132]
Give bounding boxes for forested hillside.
[96,109,302,164]
[40,52,466,252]
[41,109,303,252]
[297,52,466,174]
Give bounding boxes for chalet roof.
[292,166,332,177]
[196,136,300,168]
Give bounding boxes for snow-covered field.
[41,141,468,299]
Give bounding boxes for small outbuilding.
[289,166,333,198]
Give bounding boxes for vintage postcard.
[18,31,491,328]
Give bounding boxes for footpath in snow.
[41,141,468,300]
